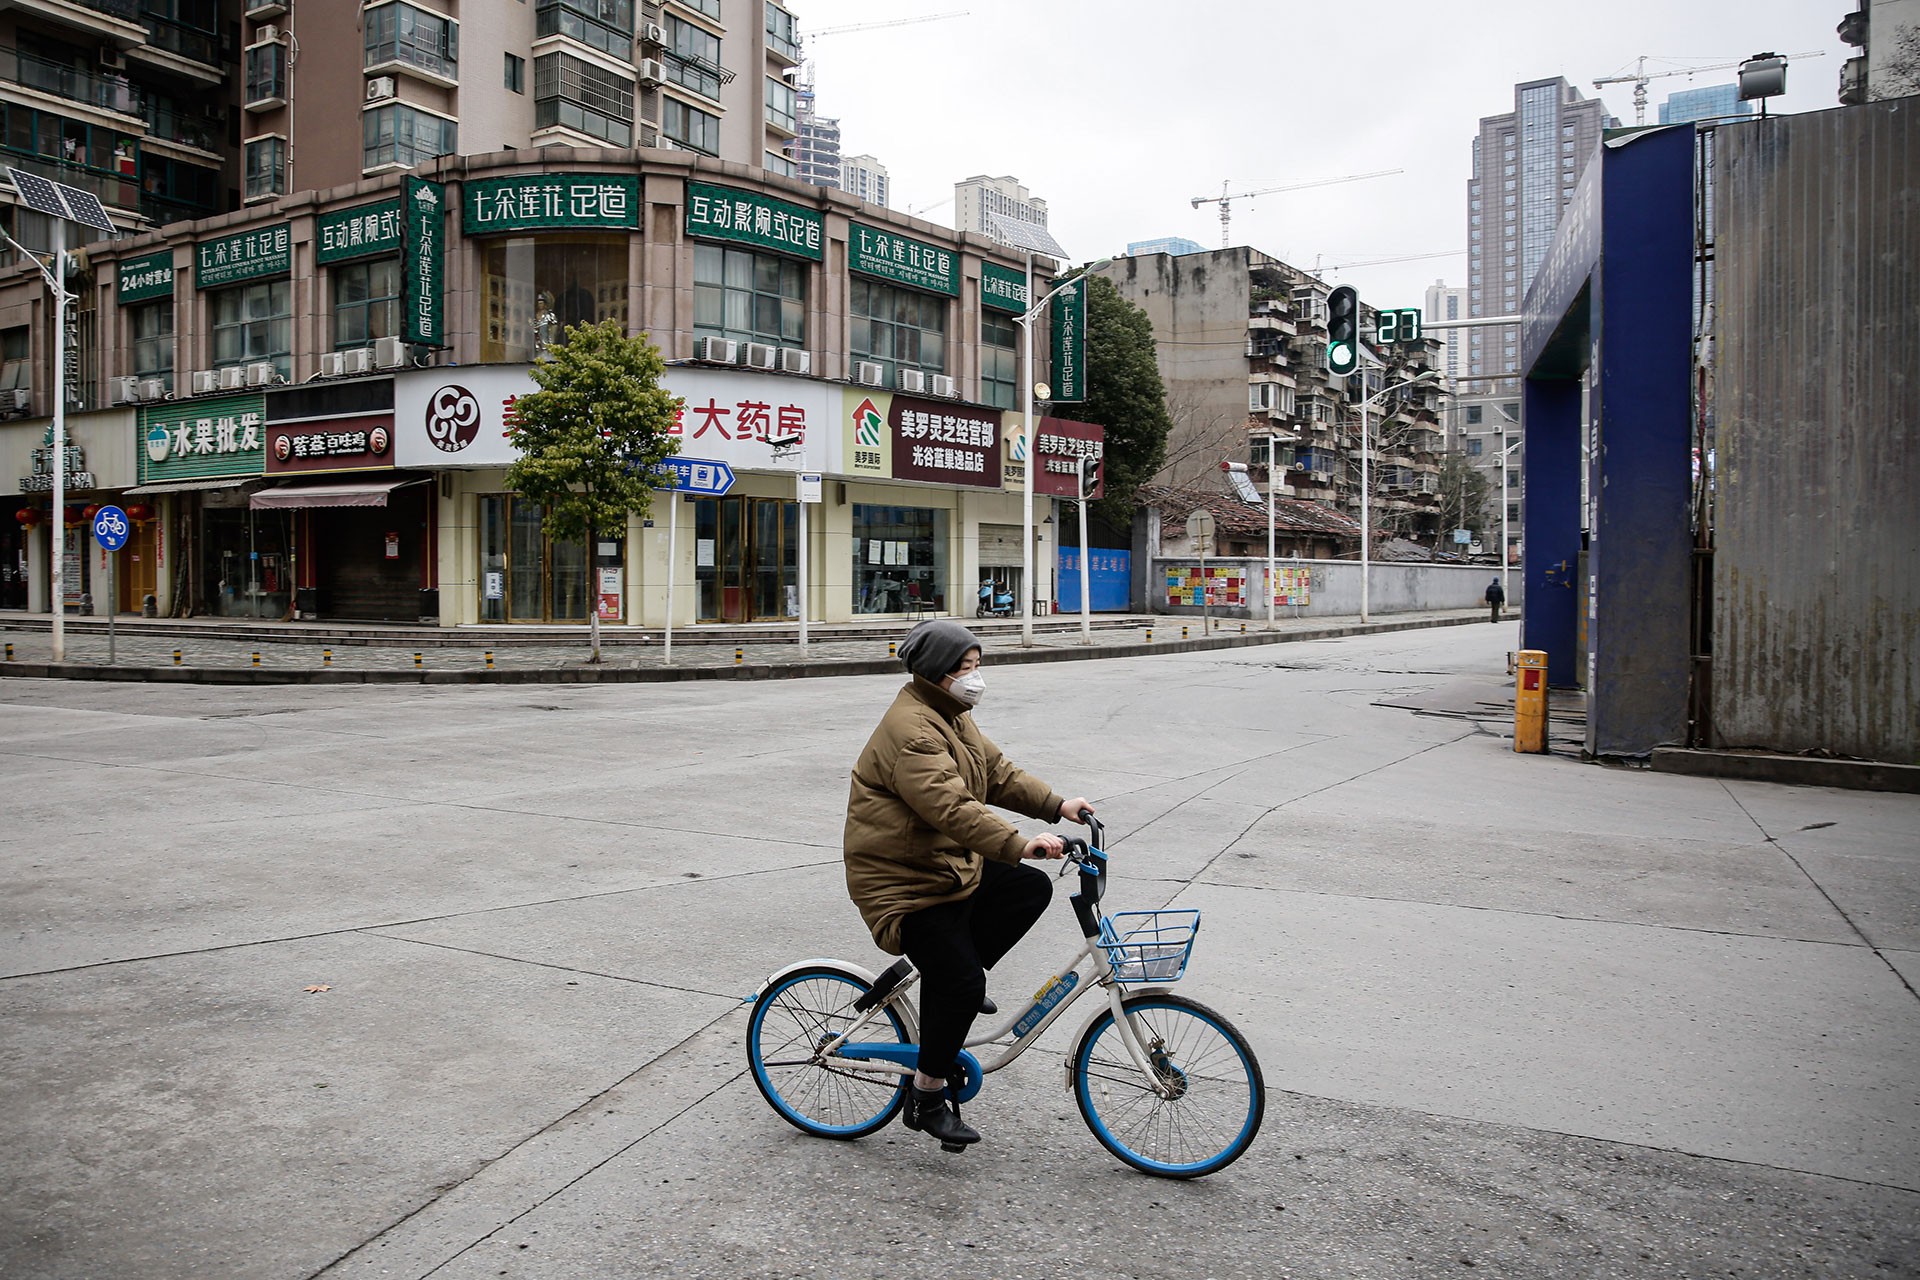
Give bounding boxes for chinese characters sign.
[1166,566,1246,608]
[316,201,401,264]
[196,225,291,289]
[890,395,1000,488]
[686,181,823,261]
[844,391,890,480]
[1266,566,1312,606]
[117,250,174,303]
[849,222,958,296]
[462,174,639,233]
[138,394,267,482]
[981,261,1027,314]
[403,177,444,347]
[266,417,394,475]
[20,444,93,493]
[1030,417,1104,498]
[1050,276,1087,402]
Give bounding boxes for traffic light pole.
[1076,457,1091,644]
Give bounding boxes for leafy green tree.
[505,319,681,662]
[1434,450,1494,559]
[1078,275,1173,526]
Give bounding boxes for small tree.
[1080,276,1173,526]
[505,319,681,662]
[1435,450,1494,559]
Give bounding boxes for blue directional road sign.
[91,504,130,551]
[653,457,735,496]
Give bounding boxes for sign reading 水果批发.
[848,222,958,296]
[403,177,444,347]
[317,201,402,264]
[981,262,1028,314]
[685,181,823,261]
[117,249,174,303]
[138,394,267,482]
[462,174,639,234]
[196,225,291,289]
[1050,276,1087,402]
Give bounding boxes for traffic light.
[1079,455,1102,499]
[1327,285,1359,375]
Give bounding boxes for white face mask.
[949,671,986,707]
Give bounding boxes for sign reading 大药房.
[137,394,267,483]
[1050,276,1087,402]
[402,177,444,347]
[117,250,174,304]
[848,223,958,296]
[317,200,402,264]
[196,225,291,290]
[462,174,639,234]
[685,181,823,261]
[981,262,1028,314]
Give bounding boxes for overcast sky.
[792,0,1853,308]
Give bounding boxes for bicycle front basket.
[1098,909,1200,984]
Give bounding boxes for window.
[980,310,1017,410]
[1466,438,1482,456]
[479,235,629,362]
[0,325,29,395]
[534,0,634,57]
[1249,382,1294,415]
[243,136,285,200]
[852,504,949,616]
[666,17,723,100]
[332,257,400,349]
[765,3,801,61]
[662,97,719,154]
[693,244,805,348]
[244,41,286,103]
[763,150,793,178]
[505,52,525,93]
[130,300,174,390]
[363,104,456,169]
[679,0,720,15]
[765,75,796,133]
[1466,405,1483,424]
[850,278,946,384]
[364,3,458,77]
[211,279,291,379]
[1508,470,1520,488]
[534,52,634,144]
[1508,503,1520,522]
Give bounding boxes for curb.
[1650,747,1920,795]
[0,614,1483,686]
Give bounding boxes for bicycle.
[744,813,1265,1178]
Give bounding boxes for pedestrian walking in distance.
[1485,576,1506,623]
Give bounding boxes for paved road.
[2,628,1915,1279]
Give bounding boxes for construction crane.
[1190,170,1402,249]
[1317,249,1467,274]
[1593,51,1825,125]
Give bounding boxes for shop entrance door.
[117,519,158,614]
[696,496,797,622]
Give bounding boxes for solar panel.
[6,167,117,235]
[988,213,1067,260]
[56,186,115,235]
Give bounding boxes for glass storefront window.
[479,493,615,622]
[694,495,797,622]
[852,503,948,615]
[332,257,399,349]
[850,278,947,389]
[479,234,630,362]
[693,243,805,348]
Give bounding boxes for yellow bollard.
[414,652,424,669]
[1182,625,1189,640]
[1515,650,1548,753]
[484,650,495,670]
[173,649,182,667]
[889,640,897,658]
[322,648,332,667]
[734,647,743,666]
[3,642,11,661]
[1240,621,1247,634]
[251,652,261,668]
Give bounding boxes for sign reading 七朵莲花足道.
[981,262,1028,313]
[685,181,823,260]
[848,222,958,296]
[116,249,174,303]
[1050,277,1086,402]
[403,177,444,347]
[462,174,639,234]
[195,225,290,289]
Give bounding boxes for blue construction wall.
[1057,547,1131,612]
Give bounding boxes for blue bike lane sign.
[92,504,130,551]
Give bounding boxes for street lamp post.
[1265,430,1280,630]
[1358,369,1440,624]
[1500,437,1521,600]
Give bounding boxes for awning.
[250,478,415,510]
[124,477,260,496]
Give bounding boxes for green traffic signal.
[1327,285,1359,375]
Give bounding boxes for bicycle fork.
[1095,984,1183,1101]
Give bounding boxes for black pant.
[898,858,1052,1081]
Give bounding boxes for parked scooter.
[976,580,1015,618]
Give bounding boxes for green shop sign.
[402,177,444,347]
[849,222,958,296]
[317,200,402,264]
[117,249,175,304]
[981,261,1028,314]
[463,173,639,234]
[196,225,291,289]
[1050,276,1087,403]
[137,393,267,483]
[685,181,823,260]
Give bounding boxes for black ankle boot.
[902,1085,980,1149]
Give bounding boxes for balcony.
[0,46,144,121]
[143,103,222,155]
[130,15,225,83]
[0,0,143,45]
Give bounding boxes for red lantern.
[14,507,41,528]
[82,503,101,523]
[126,502,155,524]
[63,505,86,527]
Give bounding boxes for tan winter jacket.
[844,677,1066,954]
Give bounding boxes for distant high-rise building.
[840,155,890,208]
[793,87,843,189]
[1128,237,1207,257]
[954,176,1048,245]
[1659,84,1752,124]
[1839,1,1920,103]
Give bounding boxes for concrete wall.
[1149,557,1515,619]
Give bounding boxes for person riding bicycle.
[843,618,1093,1149]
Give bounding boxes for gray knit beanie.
[897,619,982,682]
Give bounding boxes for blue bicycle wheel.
[1071,992,1264,1177]
[748,966,910,1139]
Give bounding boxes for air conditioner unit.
[640,22,665,44]
[1310,469,1329,483]
[341,346,373,375]
[743,343,777,370]
[217,366,246,391]
[778,348,811,376]
[930,374,957,399]
[372,335,408,369]
[855,361,885,387]
[319,352,346,378]
[257,23,280,43]
[696,337,737,365]
[245,361,276,387]
[98,47,125,69]
[366,76,397,103]
[897,369,926,393]
[191,370,218,396]
[110,375,139,403]
[137,377,168,401]
[639,59,666,86]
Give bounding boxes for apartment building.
[839,153,886,207]
[953,174,1045,245]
